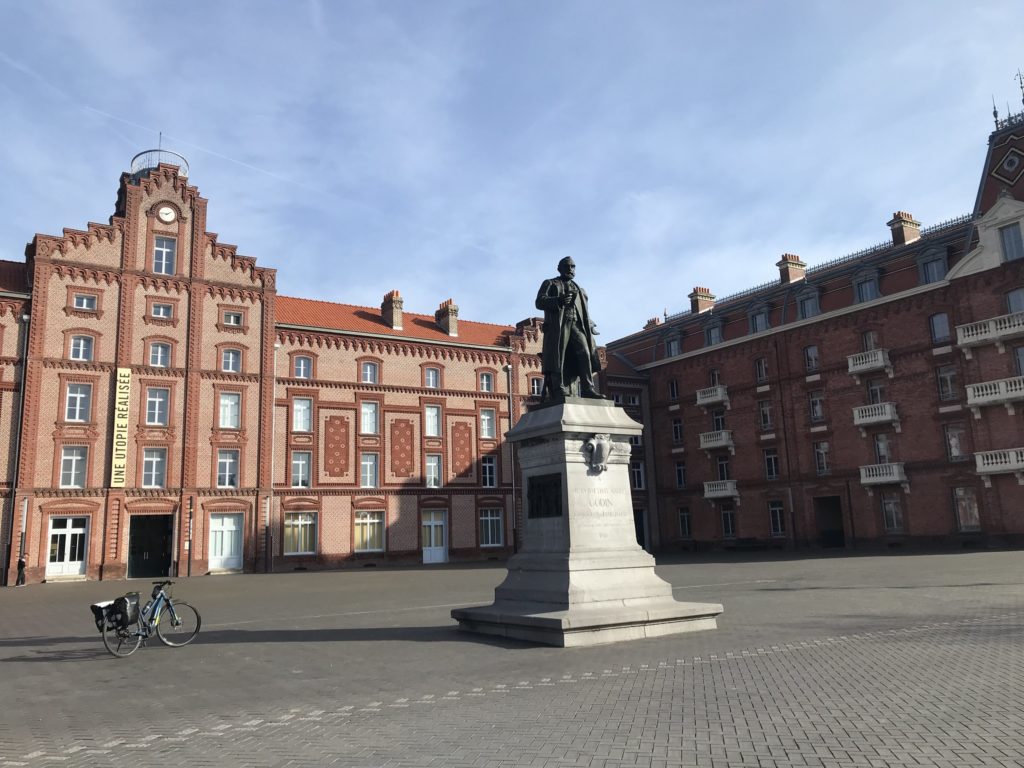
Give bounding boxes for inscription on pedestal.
[528,474,562,518]
[571,486,629,524]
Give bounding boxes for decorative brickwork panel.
[391,419,414,478]
[324,416,350,477]
[452,422,474,480]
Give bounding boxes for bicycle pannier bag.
[112,592,140,628]
[90,600,114,632]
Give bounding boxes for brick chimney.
[886,211,921,246]
[776,253,807,284]
[688,286,715,314]
[435,299,458,337]
[643,317,662,330]
[381,289,403,330]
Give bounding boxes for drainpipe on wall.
[4,314,31,586]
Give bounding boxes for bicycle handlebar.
[151,580,174,586]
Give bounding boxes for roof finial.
[1016,69,1024,107]
[993,95,999,128]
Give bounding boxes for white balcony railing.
[699,429,735,454]
[852,402,900,435]
[695,384,729,409]
[956,310,1024,358]
[847,349,892,382]
[965,375,1024,418]
[703,480,739,500]
[974,447,1024,487]
[859,462,908,491]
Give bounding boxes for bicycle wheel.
[155,601,201,647]
[102,623,142,658]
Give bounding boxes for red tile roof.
[0,261,29,293]
[275,295,513,347]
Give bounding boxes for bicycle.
[91,580,201,658]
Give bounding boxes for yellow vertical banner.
[110,367,132,487]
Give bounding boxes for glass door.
[421,509,447,564]
[209,513,243,571]
[46,517,88,578]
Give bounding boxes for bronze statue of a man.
[535,257,607,401]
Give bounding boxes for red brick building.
[0,151,543,585]
[604,114,1024,552]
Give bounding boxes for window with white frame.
[69,335,94,361]
[293,398,312,432]
[219,392,241,429]
[222,310,243,327]
[668,379,678,400]
[360,361,379,384]
[426,454,442,488]
[953,487,980,531]
[808,390,825,423]
[758,399,773,430]
[764,448,780,480]
[671,418,683,444]
[813,441,830,476]
[627,393,640,406]
[630,461,646,489]
[360,453,379,488]
[1008,288,1024,314]
[65,383,92,422]
[481,455,496,487]
[221,348,241,373]
[354,510,384,551]
[721,504,736,538]
[217,449,239,488]
[716,455,730,481]
[360,401,379,435]
[530,377,543,396]
[754,357,769,383]
[60,446,87,488]
[479,508,503,547]
[480,408,496,439]
[424,405,441,437]
[142,447,167,488]
[769,501,785,536]
[999,222,1024,261]
[612,393,623,405]
[291,451,311,487]
[149,342,171,368]
[284,512,317,555]
[153,237,176,275]
[151,302,173,319]
[425,367,440,389]
[678,507,691,539]
[944,423,967,462]
[73,294,97,311]
[479,372,494,392]
[629,434,642,447]
[674,462,686,489]
[936,365,958,401]
[881,491,903,532]
[929,313,951,344]
[803,344,820,373]
[146,387,170,425]
[867,378,885,405]
[293,356,312,379]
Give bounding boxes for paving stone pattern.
[2,552,1023,767]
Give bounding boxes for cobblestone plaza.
[3,551,1022,767]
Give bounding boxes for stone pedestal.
[451,399,722,647]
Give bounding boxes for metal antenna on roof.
[158,131,163,151]
[1016,70,1024,107]
[993,96,999,127]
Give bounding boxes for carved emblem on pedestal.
[583,433,613,473]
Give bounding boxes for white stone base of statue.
[451,399,723,647]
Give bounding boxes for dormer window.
[748,303,770,333]
[1000,223,1024,261]
[704,319,723,346]
[665,336,681,357]
[153,237,176,275]
[916,248,948,284]
[797,287,820,319]
[853,269,880,303]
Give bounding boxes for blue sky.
[1,1,1021,341]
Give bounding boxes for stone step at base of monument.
[451,599,723,648]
